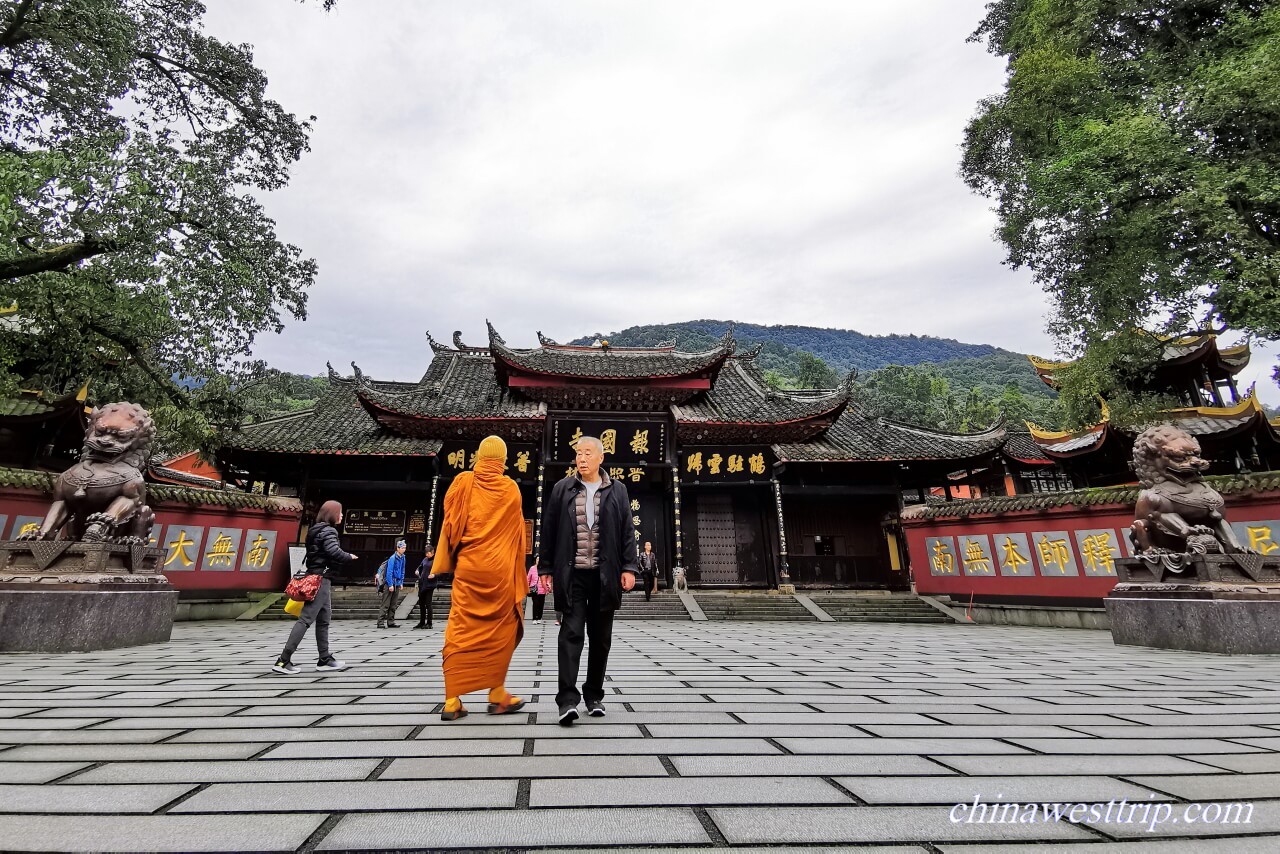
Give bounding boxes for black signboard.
[678,447,773,483]
[550,418,668,466]
[406,510,426,534]
[344,509,406,536]
[439,442,538,482]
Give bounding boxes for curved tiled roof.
[488,323,733,381]
[774,407,1007,463]
[225,375,442,456]
[1001,432,1053,464]
[356,353,545,422]
[0,465,300,512]
[1030,332,1252,389]
[674,358,851,429]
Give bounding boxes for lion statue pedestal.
[1105,425,1280,655]
[0,403,178,653]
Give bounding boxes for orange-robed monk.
[429,435,528,720]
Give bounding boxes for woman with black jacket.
[273,500,358,674]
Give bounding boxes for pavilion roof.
[486,322,735,382]
[1029,332,1252,389]
[773,408,1007,463]
[225,370,442,456]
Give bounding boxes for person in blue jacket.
[377,539,407,628]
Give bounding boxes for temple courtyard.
[2,621,1280,851]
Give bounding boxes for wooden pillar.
[1227,375,1241,404]
[771,477,791,590]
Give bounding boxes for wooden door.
[694,493,739,584]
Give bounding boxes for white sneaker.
[533,619,542,624]
[272,660,301,675]
[315,658,346,672]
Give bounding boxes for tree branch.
[0,0,36,51]
[82,318,188,407]
[0,236,126,279]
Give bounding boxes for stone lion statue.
[1130,424,1248,556]
[19,402,157,544]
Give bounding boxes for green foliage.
[963,0,1280,406]
[855,363,1062,433]
[0,0,328,452]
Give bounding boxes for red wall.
[903,490,1280,601]
[1,487,300,593]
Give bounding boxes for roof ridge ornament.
[736,342,764,359]
[537,331,557,347]
[655,338,677,349]
[426,331,451,354]
[452,330,468,349]
[486,320,506,347]
[349,361,367,385]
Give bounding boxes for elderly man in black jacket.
[539,436,637,725]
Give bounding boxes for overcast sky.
[203,0,1280,402]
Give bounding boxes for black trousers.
[415,586,435,626]
[556,570,615,709]
[531,592,546,621]
[282,577,332,663]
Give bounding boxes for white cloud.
[201,1,1278,405]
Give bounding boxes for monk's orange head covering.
[475,435,507,464]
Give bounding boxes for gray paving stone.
[708,805,1096,844]
[413,724,643,739]
[536,737,779,755]
[1084,799,1280,838]
[70,758,379,784]
[174,779,517,812]
[530,775,850,807]
[1182,753,1280,773]
[836,774,1156,805]
[734,712,939,724]
[3,743,270,761]
[93,714,322,729]
[645,724,861,738]
[383,755,669,779]
[940,755,1226,776]
[777,737,1032,755]
[0,762,89,783]
[675,755,950,776]
[0,783,195,813]
[0,729,182,744]
[861,725,1085,739]
[319,807,709,849]
[0,813,325,852]
[263,739,525,759]
[1126,772,1280,800]
[531,710,739,724]
[0,718,107,729]
[938,839,1280,853]
[932,714,1142,726]
[1006,738,1263,755]
[1066,725,1279,738]
[170,725,414,743]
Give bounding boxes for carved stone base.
[1107,556,1280,654]
[0,540,175,652]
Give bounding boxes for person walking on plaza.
[527,563,551,623]
[539,435,637,726]
[273,500,357,674]
[377,539,407,629]
[638,541,659,602]
[430,435,528,721]
[413,546,438,629]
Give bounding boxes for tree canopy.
[962,0,1280,416]
[0,0,327,453]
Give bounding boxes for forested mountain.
[571,320,1051,399]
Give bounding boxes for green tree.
[962,1,1280,414]
[793,350,839,388]
[0,0,330,452]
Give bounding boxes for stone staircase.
[695,592,817,622]
[804,592,952,623]
[258,586,455,621]
[615,590,690,620]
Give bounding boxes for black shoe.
[387,623,400,628]
[558,706,579,727]
[376,622,385,629]
[413,623,426,629]
[587,701,606,717]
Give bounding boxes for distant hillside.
[572,320,1051,398]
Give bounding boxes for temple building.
[996,334,1280,490]
[220,325,1008,590]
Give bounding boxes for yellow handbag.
[284,597,304,617]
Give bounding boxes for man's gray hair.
[575,435,604,454]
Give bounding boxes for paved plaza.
[2,620,1280,851]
